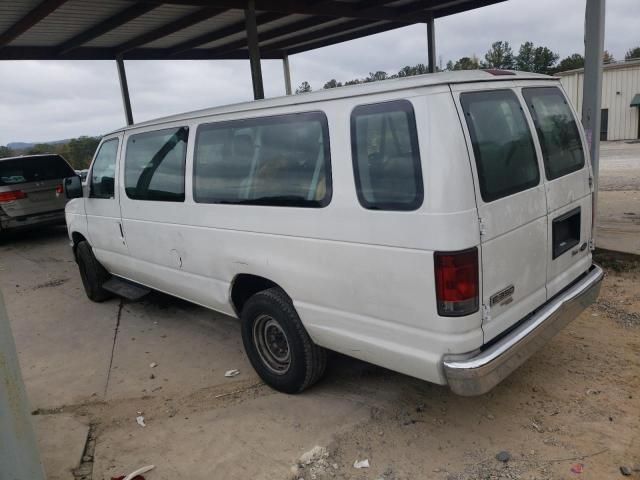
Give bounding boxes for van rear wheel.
[241,287,326,393]
[76,241,113,302]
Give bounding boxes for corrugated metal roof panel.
[8,0,129,47]
[83,4,199,47]
[0,0,53,31]
[144,10,245,49]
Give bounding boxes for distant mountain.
[7,139,70,150]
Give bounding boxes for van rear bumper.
[442,264,604,396]
[0,209,65,231]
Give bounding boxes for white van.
[65,70,603,396]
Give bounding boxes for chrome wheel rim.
[253,314,291,375]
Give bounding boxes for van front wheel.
[75,241,113,302]
[241,287,326,393]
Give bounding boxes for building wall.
[559,62,640,141]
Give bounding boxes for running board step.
[102,277,151,300]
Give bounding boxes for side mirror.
[64,175,83,199]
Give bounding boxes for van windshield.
[0,155,75,186]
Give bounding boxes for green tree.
[555,53,584,72]
[323,79,342,89]
[364,71,388,82]
[450,56,480,70]
[532,46,559,74]
[516,41,536,71]
[625,46,640,61]
[603,50,615,63]
[295,81,312,94]
[0,146,14,158]
[27,143,55,155]
[58,136,100,169]
[483,41,515,69]
[396,64,428,77]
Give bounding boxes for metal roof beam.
[167,12,283,55]
[115,6,230,53]
[0,0,69,47]
[0,46,285,61]
[56,3,158,55]
[283,21,405,55]
[206,0,402,57]
[129,0,423,22]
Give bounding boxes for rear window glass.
[461,90,540,202]
[522,87,585,180]
[194,112,331,208]
[0,155,75,186]
[351,100,423,210]
[125,127,188,202]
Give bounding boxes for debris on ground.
[136,415,146,427]
[495,451,511,463]
[294,445,332,479]
[149,362,157,368]
[620,466,632,476]
[111,464,155,480]
[353,459,370,469]
[571,463,584,474]
[224,369,240,377]
[299,446,327,465]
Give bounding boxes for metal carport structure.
[0,0,508,124]
[0,1,606,478]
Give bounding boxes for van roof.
[109,69,556,135]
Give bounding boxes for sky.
[0,0,638,146]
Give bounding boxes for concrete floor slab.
[0,227,119,409]
[105,293,258,401]
[92,390,370,480]
[34,413,89,480]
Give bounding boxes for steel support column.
[426,13,436,73]
[582,0,605,242]
[116,56,134,125]
[282,53,292,95]
[245,0,264,100]
[0,291,46,480]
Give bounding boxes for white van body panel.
[67,70,595,387]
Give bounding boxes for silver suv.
[0,154,76,231]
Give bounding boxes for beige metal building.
[558,59,640,141]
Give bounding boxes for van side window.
[460,90,540,203]
[90,139,119,199]
[193,112,331,207]
[522,87,585,180]
[125,127,188,202]
[351,100,423,211]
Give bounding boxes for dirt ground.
[1,141,639,480]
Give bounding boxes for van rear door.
[521,86,593,298]
[453,84,548,342]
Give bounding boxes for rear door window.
[125,127,188,202]
[522,87,585,179]
[461,90,540,202]
[351,100,423,210]
[0,155,75,186]
[90,139,119,199]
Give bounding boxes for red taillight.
[434,248,479,317]
[0,190,27,203]
[56,184,64,194]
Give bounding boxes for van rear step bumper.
[443,264,604,396]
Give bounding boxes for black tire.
[75,241,113,302]
[241,287,326,393]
